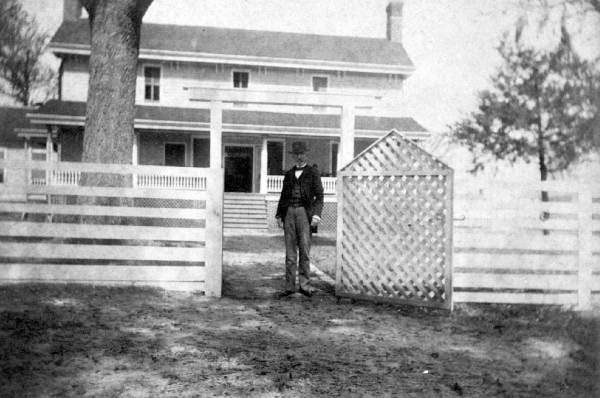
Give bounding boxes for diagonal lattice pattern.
[345,132,448,174]
[337,130,453,309]
[339,175,450,303]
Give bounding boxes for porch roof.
[50,20,414,75]
[0,106,46,149]
[28,100,428,139]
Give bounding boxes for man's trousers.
[283,206,311,291]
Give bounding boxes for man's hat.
[289,141,308,154]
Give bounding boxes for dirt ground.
[0,233,598,397]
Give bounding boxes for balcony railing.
[266,175,337,194]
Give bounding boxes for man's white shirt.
[294,163,307,179]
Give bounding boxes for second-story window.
[144,66,160,101]
[312,76,328,92]
[233,71,249,88]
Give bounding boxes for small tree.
[450,32,599,189]
[0,0,55,105]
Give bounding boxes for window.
[144,66,160,101]
[312,76,328,92]
[0,148,5,184]
[164,143,186,167]
[330,142,338,176]
[267,141,284,175]
[233,71,249,88]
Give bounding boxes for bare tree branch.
[0,0,55,105]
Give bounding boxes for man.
[276,141,324,297]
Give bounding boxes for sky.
[20,0,598,133]
[15,0,600,178]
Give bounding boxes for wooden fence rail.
[453,179,599,310]
[0,160,223,296]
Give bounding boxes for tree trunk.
[537,118,550,234]
[77,0,152,225]
[80,0,152,188]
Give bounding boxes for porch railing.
[135,174,207,190]
[28,168,207,190]
[50,170,81,186]
[30,168,334,194]
[266,175,337,194]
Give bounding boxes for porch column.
[339,104,355,170]
[132,132,139,187]
[45,127,54,184]
[260,136,268,193]
[210,100,223,169]
[132,132,138,165]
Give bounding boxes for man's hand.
[310,215,320,228]
[276,217,283,229]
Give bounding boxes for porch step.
[223,193,268,230]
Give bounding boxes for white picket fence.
[453,179,600,310]
[0,160,223,295]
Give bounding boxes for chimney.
[63,0,82,22]
[386,2,403,43]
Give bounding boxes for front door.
[224,145,253,192]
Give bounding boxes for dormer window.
[233,71,249,88]
[144,66,160,101]
[312,76,328,92]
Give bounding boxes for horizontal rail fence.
[453,179,599,310]
[0,160,223,295]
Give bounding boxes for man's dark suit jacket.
[276,165,324,222]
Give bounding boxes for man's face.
[294,152,307,165]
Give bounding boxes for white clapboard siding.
[0,243,205,262]
[0,222,205,242]
[0,202,205,220]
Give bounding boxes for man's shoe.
[298,288,313,297]
[277,290,295,298]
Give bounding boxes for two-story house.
[23,0,428,230]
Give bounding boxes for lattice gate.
[335,130,453,310]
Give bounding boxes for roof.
[0,106,44,148]
[29,101,428,138]
[50,20,414,75]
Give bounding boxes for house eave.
[27,112,428,140]
[49,43,416,76]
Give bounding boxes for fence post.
[204,168,223,297]
[334,173,344,295]
[577,184,592,311]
